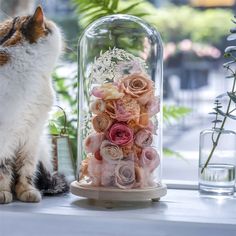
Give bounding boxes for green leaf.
[226,74,235,79]
[223,61,235,67]
[225,46,236,53]
[212,120,222,123]
[230,27,236,33]
[227,33,236,41]
[111,0,119,10]
[163,105,191,123]
[82,8,105,19]
[163,148,187,162]
[88,13,108,23]
[224,53,232,58]
[49,122,60,135]
[215,108,236,120]
[216,93,227,99]
[228,92,236,103]
[118,1,143,14]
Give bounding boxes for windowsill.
[164,179,199,190]
[0,189,236,235]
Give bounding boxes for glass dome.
[71,14,166,201]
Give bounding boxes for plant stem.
[201,77,236,174]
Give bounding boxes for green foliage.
[163,148,187,161]
[72,0,146,27]
[163,105,191,124]
[72,1,232,45]
[127,3,232,45]
[50,70,78,162]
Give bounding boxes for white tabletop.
[0,189,236,236]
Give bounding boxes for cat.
[0,6,68,204]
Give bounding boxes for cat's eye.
[44,23,52,34]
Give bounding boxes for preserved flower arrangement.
[70,15,166,201]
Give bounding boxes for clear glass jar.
[71,14,165,201]
[199,128,236,195]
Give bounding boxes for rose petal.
[92,84,124,100]
[84,133,104,153]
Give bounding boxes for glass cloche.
[70,14,167,201]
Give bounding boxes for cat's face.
[0,6,62,67]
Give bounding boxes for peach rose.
[115,161,135,189]
[107,123,133,146]
[120,73,154,105]
[105,96,140,122]
[100,140,123,162]
[92,83,124,100]
[90,99,106,115]
[114,96,140,122]
[84,133,104,153]
[140,147,160,172]
[88,156,102,186]
[92,113,113,133]
[134,129,153,148]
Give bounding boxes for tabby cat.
[0,6,68,204]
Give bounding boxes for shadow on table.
[71,198,169,211]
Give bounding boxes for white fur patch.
[0,20,62,170]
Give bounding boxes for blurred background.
[0,0,235,184]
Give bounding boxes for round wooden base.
[70,181,167,202]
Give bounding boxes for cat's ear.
[32,6,44,26]
[0,50,9,66]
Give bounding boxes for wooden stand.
[70,181,167,202]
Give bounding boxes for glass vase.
[199,128,236,195]
[70,14,167,201]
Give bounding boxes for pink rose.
[146,96,160,116]
[90,99,106,115]
[92,83,124,100]
[120,73,154,105]
[140,147,160,172]
[88,156,102,186]
[115,161,135,189]
[134,129,153,148]
[100,140,123,163]
[107,123,133,146]
[84,133,104,153]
